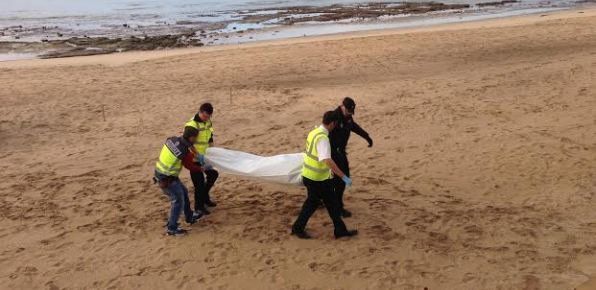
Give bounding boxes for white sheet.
[204,147,304,185]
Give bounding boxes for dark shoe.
[192,211,204,220]
[291,229,312,239]
[185,217,197,225]
[187,211,203,224]
[166,228,188,236]
[341,209,352,218]
[197,207,210,215]
[205,200,217,207]
[335,229,358,239]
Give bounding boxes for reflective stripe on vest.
[155,144,183,176]
[301,127,331,181]
[304,131,326,161]
[185,118,213,154]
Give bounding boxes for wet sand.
[0,7,595,290]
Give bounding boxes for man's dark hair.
[194,103,214,121]
[199,103,214,114]
[322,110,340,125]
[183,126,199,139]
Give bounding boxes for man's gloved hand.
[342,175,352,187]
[195,154,206,165]
[366,136,373,148]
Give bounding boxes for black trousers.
[331,151,350,210]
[189,169,219,211]
[292,177,348,235]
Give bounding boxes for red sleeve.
[182,153,203,173]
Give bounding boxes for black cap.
[343,97,356,114]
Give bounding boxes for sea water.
[0,0,580,32]
[0,0,585,60]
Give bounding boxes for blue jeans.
[161,179,193,231]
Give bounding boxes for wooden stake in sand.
[102,105,106,121]
[229,87,233,105]
[138,110,144,133]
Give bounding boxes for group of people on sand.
[154,98,373,239]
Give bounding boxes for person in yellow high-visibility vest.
[154,126,205,236]
[184,103,219,217]
[291,111,358,239]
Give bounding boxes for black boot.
[335,229,358,239]
[196,206,210,215]
[291,228,312,239]
[186,215,198,225]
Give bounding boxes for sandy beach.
[1,7,595,290]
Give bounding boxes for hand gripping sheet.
[204,147,304,185]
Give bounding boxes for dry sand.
[1,8,595,290]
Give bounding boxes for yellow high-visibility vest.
[302,126,332,181]
[185,118,213,155]
[155,139,184,177]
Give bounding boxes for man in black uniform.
[329,97,373,217]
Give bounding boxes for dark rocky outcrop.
[38,32,203,59]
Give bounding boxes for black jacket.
[329,106,371,155]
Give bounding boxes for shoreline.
[1,6,594,68]
[0,0,572,44]
[0,2,591,62]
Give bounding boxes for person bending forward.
[154,127,204,236]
